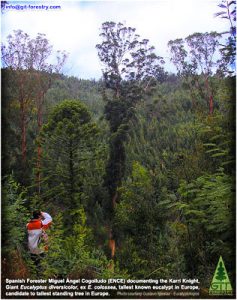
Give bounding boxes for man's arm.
[41,212,52,229]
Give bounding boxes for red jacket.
[26,212,52,254]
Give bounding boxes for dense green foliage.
[1,8,235,297]
[2,68,234,285]
[40,100,98,211]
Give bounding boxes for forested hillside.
[1,1,236,297]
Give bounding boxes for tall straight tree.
[27,33,67,195]
[1,30,35,166]
[1,30,67,189]
[168,32,225,115]
[96,21,165,259]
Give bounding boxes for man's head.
[32,210,41,219]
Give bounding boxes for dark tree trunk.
[205,77,214,115]
[36,93,44,195]
[20,99,27,164]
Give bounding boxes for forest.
[1,0,236,298]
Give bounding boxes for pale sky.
[1,0,230,79]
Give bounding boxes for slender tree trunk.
[36,93,44,195]
[108,191,118,261]
[36,141,42,195]
[209,95,214,115]
[109,229,116,259]
[35,73,52,195]
[19,77,28,165]
[204,77,214,115]
[20,100,27,164]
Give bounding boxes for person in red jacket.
[27,210,52,262]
